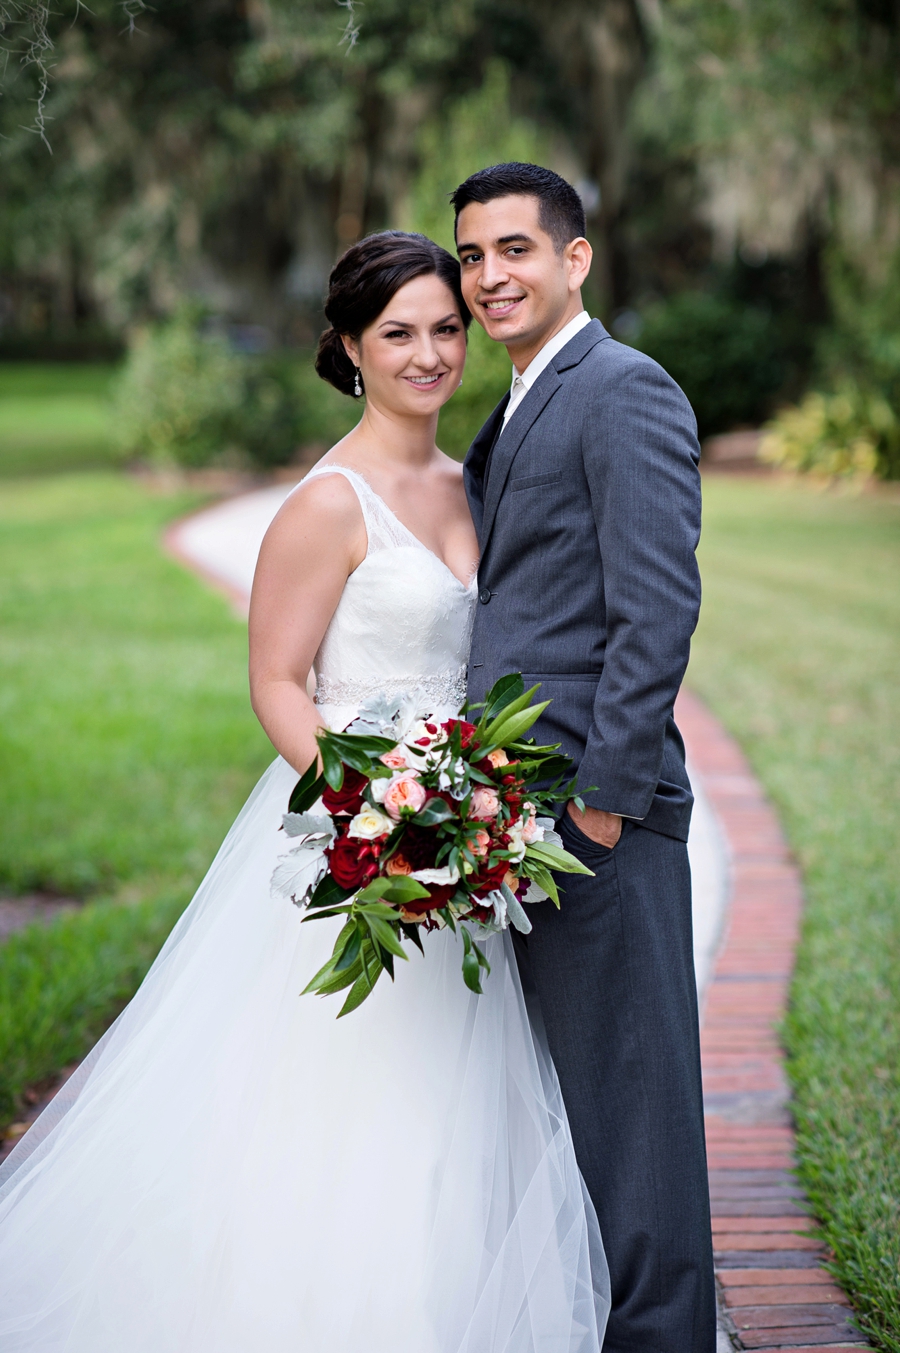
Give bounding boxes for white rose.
[347,805,393,841]
[505,820,528,864]
[405,718,448,751]
[409,865,460,886]
[369,775,390,804]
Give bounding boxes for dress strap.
[302,464,413,555]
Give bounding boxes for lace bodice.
[302,464,477,720]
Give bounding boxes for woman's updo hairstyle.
[315,231,471,397]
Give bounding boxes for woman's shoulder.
[265,466,364,553]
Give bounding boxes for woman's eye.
[437,325,460,335]
[384,330,410,339]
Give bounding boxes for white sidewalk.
[167,483,729,1002]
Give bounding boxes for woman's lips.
[403,372,446,389]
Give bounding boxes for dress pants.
[513,814,717,1352]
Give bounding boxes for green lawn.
[0,472,272,1123]
[0,364,120,477]
[689,476,900,1352]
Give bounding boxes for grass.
[0,472,272,1124]
[689,475,900,1351]
[0,363,120,477]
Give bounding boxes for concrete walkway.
[166,481,731,1003]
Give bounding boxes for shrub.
[113,313,246,467]
[112,313,359,468]
[629,291,786,438]
[760,386,898,482]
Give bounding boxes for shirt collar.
[509,310,591,396]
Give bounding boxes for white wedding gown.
[0,465,610,1352]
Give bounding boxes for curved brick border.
[675,689,871,1352]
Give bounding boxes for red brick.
[724,1285,848,1306]
[721,1270,836,1287]
[713,1217,815,1233]
[714,1233,823,1252]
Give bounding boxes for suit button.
[479,587,491,604]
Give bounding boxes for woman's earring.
[354,367,362,398]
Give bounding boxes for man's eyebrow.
[457,233,537,255]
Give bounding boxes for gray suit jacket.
[464,319,701,842]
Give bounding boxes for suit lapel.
[463,394,507,538]
[479,369,562,553]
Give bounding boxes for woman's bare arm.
[248,473,366,773]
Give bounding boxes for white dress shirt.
[501,310,592,427]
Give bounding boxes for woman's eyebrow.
[377,312,459,329]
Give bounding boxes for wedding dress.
[0,464,610,1352]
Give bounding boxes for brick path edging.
[675,689,872,1352]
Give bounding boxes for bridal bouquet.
[271,674,593,1016]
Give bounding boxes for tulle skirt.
[0,750,609,1352]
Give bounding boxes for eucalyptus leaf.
[501,882,533,935]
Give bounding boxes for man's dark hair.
[450,163,586,252]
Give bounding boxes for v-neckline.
[318,463,479,594]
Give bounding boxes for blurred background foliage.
[0,0,898,473]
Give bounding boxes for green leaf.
[480,672,525,724]
[364,914,409,960]
[306,871,356,910]
[333,921,364,972]
[318,737,345,791]
[483,700,551,750]
[461,928,485,995]
[300,905,353,922]
[412,797,457,826]
[337,962,384,1017]
[288,759,327,814]
[358,875,430,904]
[400,921,425,954]
[481,683,542,738]
[522,860,560,905]
[526,842,595,875]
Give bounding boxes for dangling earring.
[354,367,363,398]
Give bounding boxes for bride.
[0,231,609,1352]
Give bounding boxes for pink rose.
[521,804,540,843]
[383,772,427,820]
[471,786,500,820]
[380,747,409,770]
[487,748,509,768]
[467,827,491,858]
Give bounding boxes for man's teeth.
[485,298,521,309]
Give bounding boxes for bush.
[112,313,358,468]
[760,386,898,482]
[629,291,786,438]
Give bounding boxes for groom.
[455,163,716,1351]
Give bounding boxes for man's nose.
[479,250,510,291]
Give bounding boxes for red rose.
[469,856,509,898]
[468,902,494,925]
[396,825,439,871]
[322,767,368,816]
[441,718,478,750]
[327,833,379,890]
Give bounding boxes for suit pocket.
[507,470,563,491]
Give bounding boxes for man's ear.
[565,237,593,293]
[342,334,361,367]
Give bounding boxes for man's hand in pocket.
[566,801,623,848]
